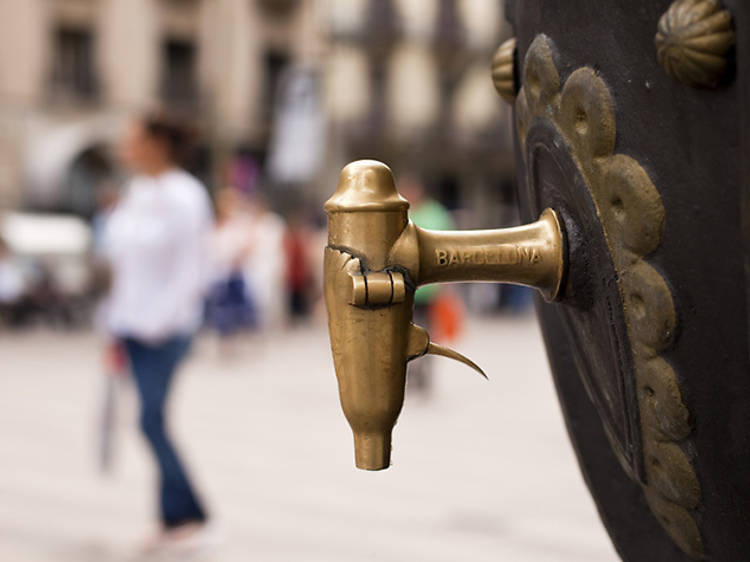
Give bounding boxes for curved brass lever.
[324,160,565,470]
[405,323,487,378]
[426,342,487,379]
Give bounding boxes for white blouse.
[103,168,212,342]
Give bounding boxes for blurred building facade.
[0,0,323,216]
[0,0,514,225]
[322,0,515,227]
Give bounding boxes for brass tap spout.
[389,209,564,301]
[324,160,565,470]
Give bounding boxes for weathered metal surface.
[507,1,750,560]
[656,0,735,88]
[516,34,702,558]
[492,37,517,103]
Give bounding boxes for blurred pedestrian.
[400,175,455,396]
[91,182,120,255]
[205,186,257,345]
[102,112,216,553]
[243,194,288,330]
[284,213,313,321]
[90,183,120,302]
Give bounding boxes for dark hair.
[141,110,196,166]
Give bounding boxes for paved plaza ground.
[0,315,618,562]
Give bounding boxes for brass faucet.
[324,160,565,470]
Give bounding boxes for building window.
[257,0,299,18]
[160,38,199,108]
[264,49,290,112]
[50,27,99,103]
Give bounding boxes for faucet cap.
[324,160,409,214]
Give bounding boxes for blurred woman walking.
[103,112,216,554]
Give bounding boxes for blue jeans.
[123,336,207,528]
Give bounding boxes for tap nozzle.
[324,160,565,470]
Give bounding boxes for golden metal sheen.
[492,37,517,103]
[655,0,735,88]
[324,159,564,471]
